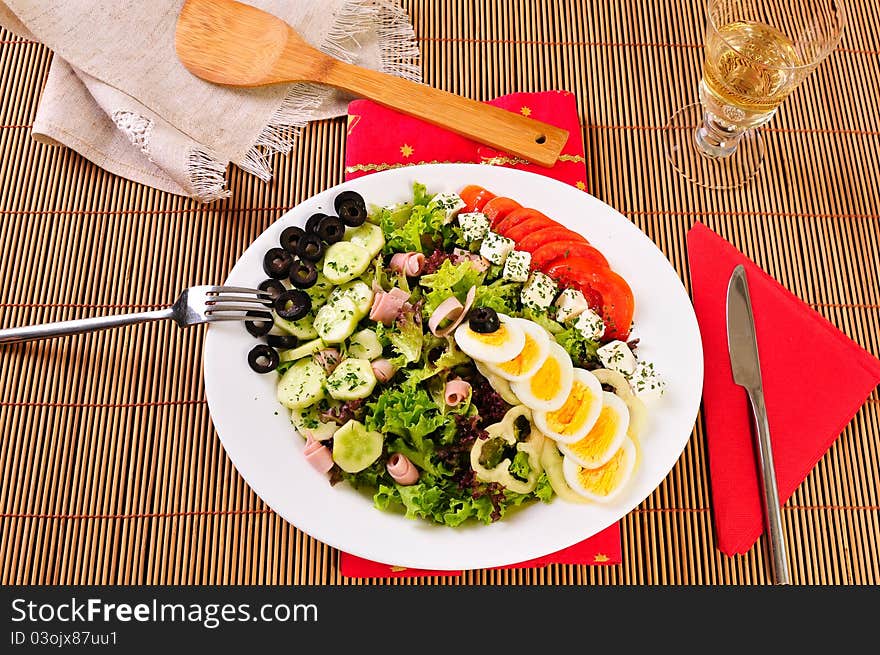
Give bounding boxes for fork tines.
[205,286,274,321]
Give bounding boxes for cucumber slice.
[331,419,384,473]
[326,357,377,400]
[290,401,338,441]
[314,296,360,344]
[348,328,382,360]
[328,280,374,318]
[279,337,325,363]
[276,358,326,409]
[273,311,318,340]
[323,241,372,284]
[344,223,385,259]
[306,271,334,306]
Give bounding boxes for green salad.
[244,182,659,526]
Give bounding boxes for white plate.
[204,164,703,570]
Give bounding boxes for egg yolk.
[471,323,512,346]
[545,381,598,437]
[497,333,540,376]
[530,355,561,400]
[574,446,629,496]
[566,405,621,463]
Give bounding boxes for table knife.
[726,264,792,585]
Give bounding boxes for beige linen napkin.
[0,0,420,201]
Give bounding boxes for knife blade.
[726,264,792,584]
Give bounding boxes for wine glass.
[664,0,846,190]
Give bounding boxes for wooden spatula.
[174,0,568,167]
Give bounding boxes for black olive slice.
[336,199,367,227]
[274,289,312,321]
[305,213,327,234]
[266,334,298,349]
[280,226,305,254]
[289,258,319,288]
[262,248,292,279]
[316,215,345,244]
[296,233,325,262]
[334,190,366,215]
[244,310,273,337]
[468,307,501,333]
[248,344,279,374]
[258,278,286,302]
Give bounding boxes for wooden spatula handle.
[322,61,568,167]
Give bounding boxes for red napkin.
[687,222,880,555]
[340,91,621,578]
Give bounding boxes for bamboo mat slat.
[1,0,878,585]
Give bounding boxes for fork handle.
[0,307,175,344]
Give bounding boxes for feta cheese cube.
[597,340,637,376]
[573,308,604,341]
[502,250,531,282]
[479,231,515,265]
[630,360,666,403]
[458,212,490,242]
[555,288,589,323]
[521,271,558,310]
[428,192,466,223]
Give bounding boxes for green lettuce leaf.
[473,280,522,315]
[555,327,600,367]
[420,259,486,316]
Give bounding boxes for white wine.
[701,21,803,129]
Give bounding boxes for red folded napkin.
[687,222,880,555]
[340,91,621,578]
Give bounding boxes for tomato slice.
[516,227,587,253]
[504,216,560,242]
[534,242,609,271]
[481,197,522,227]
[459,185,495,212]
[494,207,539,235]
[546,259,634,341]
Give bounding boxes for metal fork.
[0,286,273,344]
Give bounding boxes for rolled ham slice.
[371,358,396,383]
[386,453,419,486]
[444,378,472,406]
[369,287,410,326]
[303,432,334,474]
[389,252,426,277]
[428,285,476,337]
[313,348,341,374]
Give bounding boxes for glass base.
[663,103,765,190]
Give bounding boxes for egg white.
[532,368,603,444]
[485,318,551,382]
[558,391,629,468]
[510,341,574,412]
[454,313,526,363]
[562,437,636,503]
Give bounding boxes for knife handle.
[747,387,792,585]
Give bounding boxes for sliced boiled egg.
[532,368,603,444]
[510,341,574,412]
[454,313,525,364]
[562,437,636,503]
[485,318,550,382]
[558,391,629,469]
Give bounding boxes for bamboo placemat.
[1,0,878,586]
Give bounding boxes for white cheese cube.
[479,231,515,265]
[428,192,466,223]
[502,250,531,282]
[597,340,637,376]
[573,308,604,341]
[555,288,589,323]
[630,360,666,403]
[521,271,558,311]
[458,212,490,242]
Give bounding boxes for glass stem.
[694,111,745,159]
